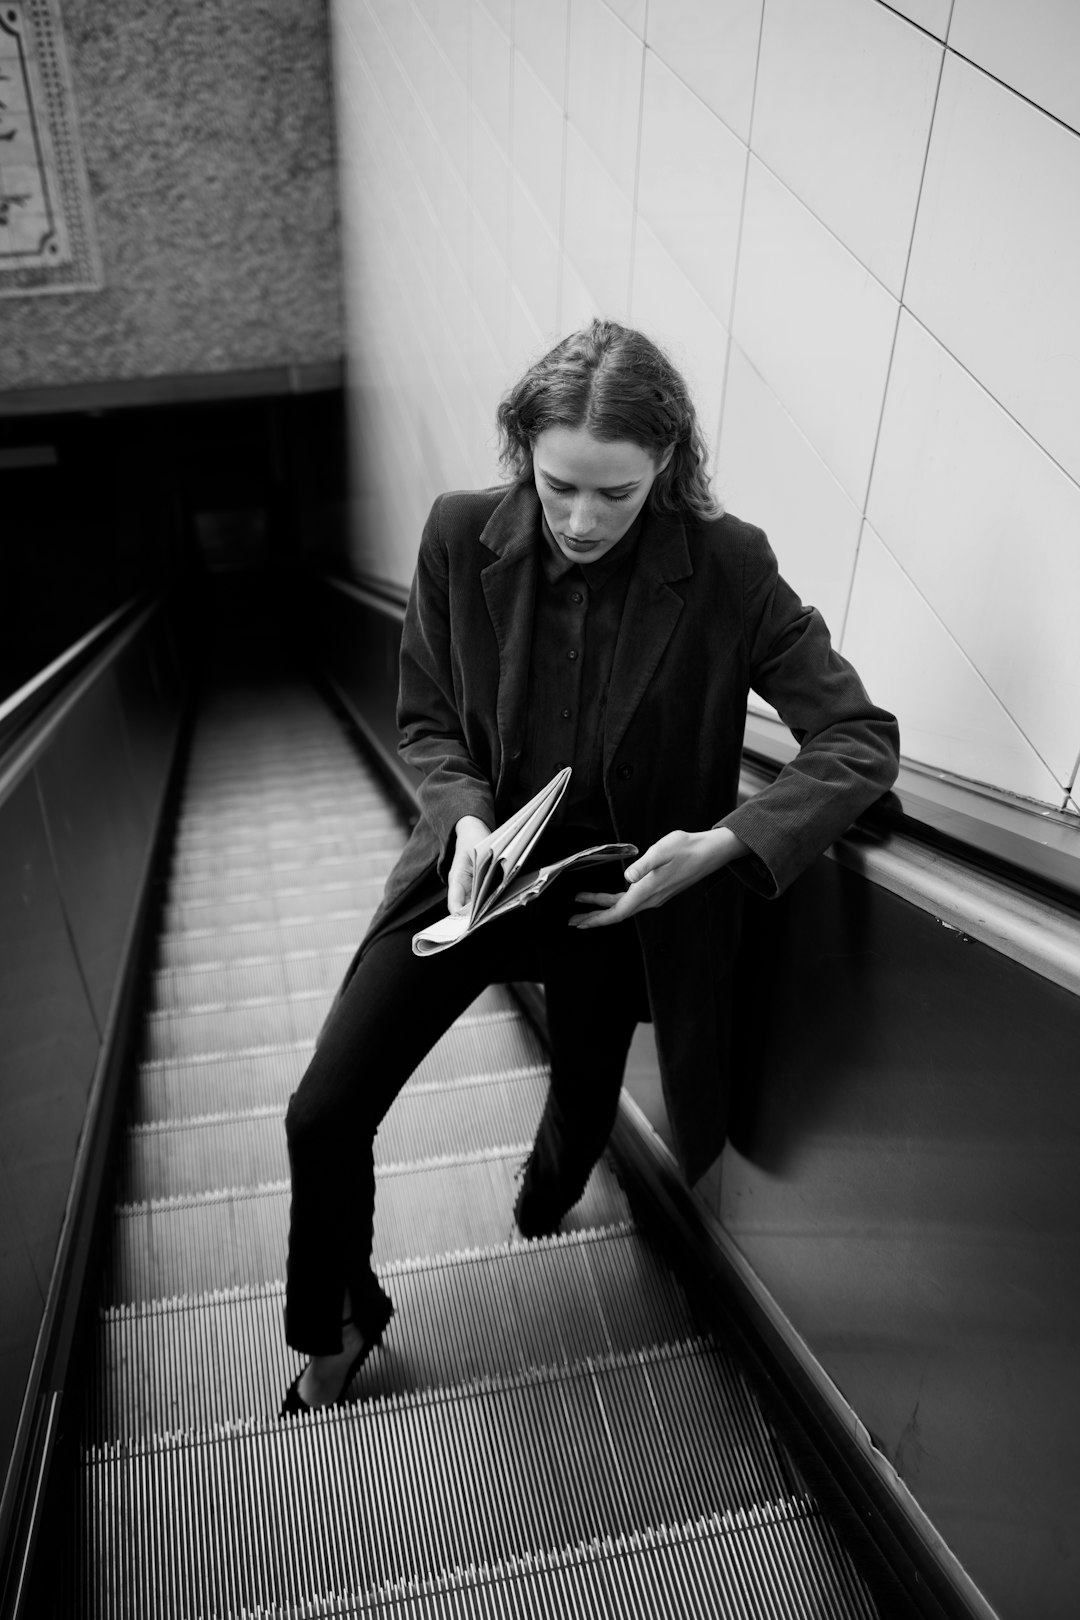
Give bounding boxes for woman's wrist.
[454,815,491,840]
[697,826,750,872]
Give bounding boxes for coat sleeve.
[397,496,497,877]
[715,526,900,898]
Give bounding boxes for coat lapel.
[604,509,693,771]
[478,483,540,794]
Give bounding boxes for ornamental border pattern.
[0,0,101,296]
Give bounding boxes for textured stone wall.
[0,0,342,391]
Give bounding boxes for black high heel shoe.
[280,1290,394,1419]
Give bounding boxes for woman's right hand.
[448,816,492,914]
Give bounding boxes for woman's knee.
[284,1059,372,1158]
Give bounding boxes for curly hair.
[495,319,720,524]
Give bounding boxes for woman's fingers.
[447,818,491,914]
[447,854,473,913]
[569,830,743,928]
[569,882,650,928]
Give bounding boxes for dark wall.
[0,389,347,703]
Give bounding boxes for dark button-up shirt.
[507,510,644,857]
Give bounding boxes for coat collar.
[477,481,695,785]
[604,504,692,769]
[478,484,540,796]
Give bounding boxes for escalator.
[43,659,894,1618]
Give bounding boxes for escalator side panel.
[703,853,1080,1620]
[35,671,149,1031]
[0,775,101,1479]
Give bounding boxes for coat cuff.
[712,808,782,898]
[424,782,498,882]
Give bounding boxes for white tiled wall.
[331,0,1080,812]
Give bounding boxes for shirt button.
[571,591,584,604]
[567,649,579,661]
[616,762,634,780]
[560,707,571,719]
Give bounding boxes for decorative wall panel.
[0,0,100,295]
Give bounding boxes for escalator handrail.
[0,596,156,807]
[736,760,1080,997]
[744,710,1079,906]
[321,572,408,617]
[0,594,144,723]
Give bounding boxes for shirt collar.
[539,508,645,589]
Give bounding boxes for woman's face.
[532,426,673,564]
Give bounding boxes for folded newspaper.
[412,766,636,955]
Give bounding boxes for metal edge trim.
[823,831,1080,997]
[0,1396,60,1620]
[320,668,420,825]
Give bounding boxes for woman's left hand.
[568,827,749,928]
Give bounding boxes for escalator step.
[168,822,402,876]
[118,1069,550,1199]
[140,1003,546,1075]
[147,957,296,1012]
[71,1344,822,1620]
[107,1151,632,1303]
[129,993,521,1121]
[146,947,357,1013]
[175,787,384,827]
[172,805,395,847]
[155,911,375,970]
[131,1042,310,1122]
[87,1227,697,1438]
[141,991,327,1059]
[220,1505,877,1620]
[167,835,404,889]
[164,849,403,906]
[161,874,390,932]
[181,750,365,781]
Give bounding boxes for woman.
[281,320,899,1415]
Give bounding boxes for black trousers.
[283,869,645,1354]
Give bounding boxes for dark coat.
[347,481,899,1181]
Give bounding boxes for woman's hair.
[495,319,720,523]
